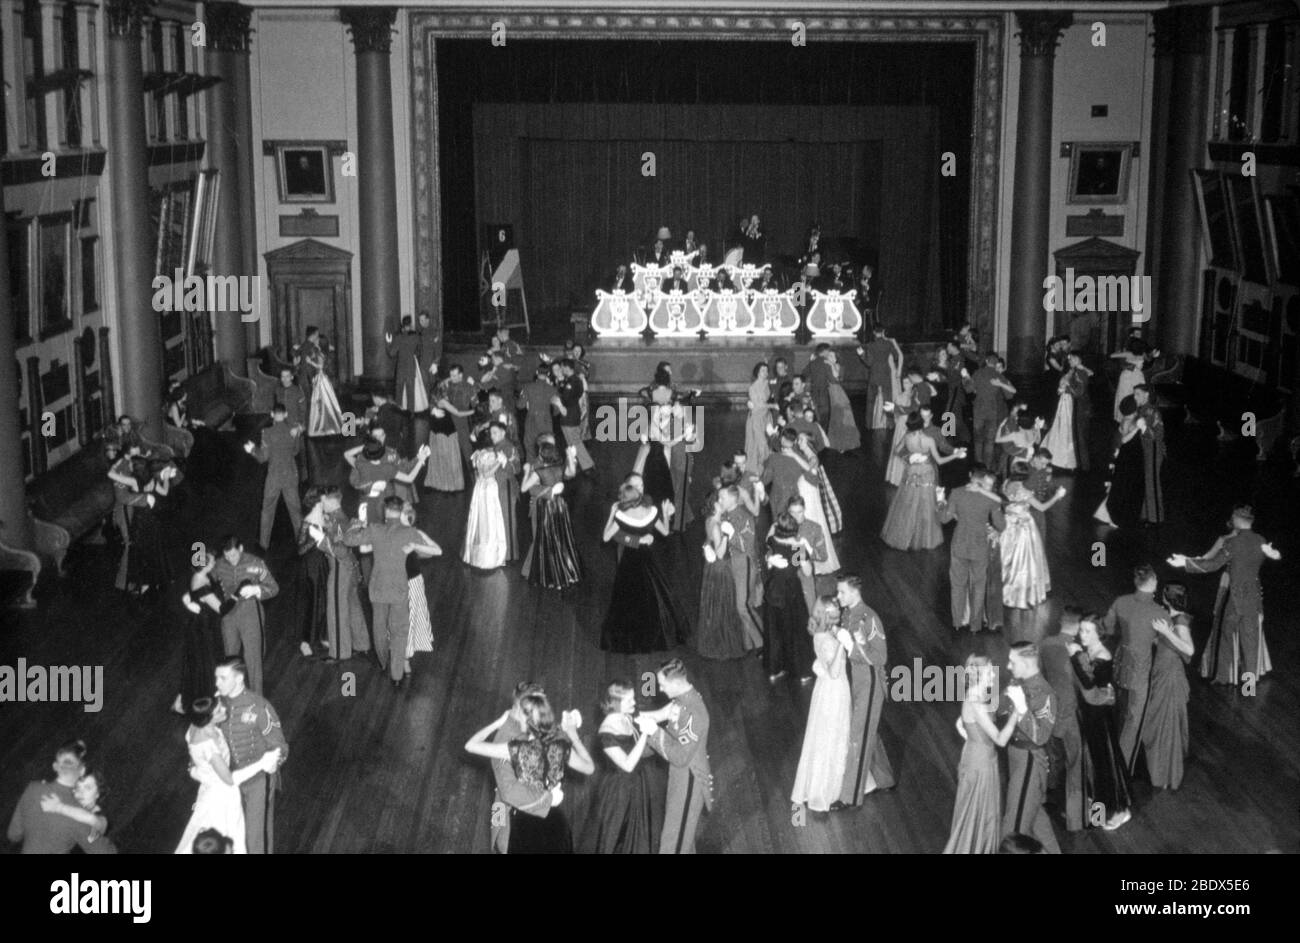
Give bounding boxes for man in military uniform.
[638,658,712,854]
[342,495,440,688]
[1101,564,1166,771]
[785,495,829,612]
[216,657,288,855]
[833,575,895,810]
[1001,642,1059,853]
[246,402,303,550]
[212,536,279,693]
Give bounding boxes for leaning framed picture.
[1067,142,1133,205]
[274,143,334,203]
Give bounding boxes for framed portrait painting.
[274,144,334,203]
[1067,143,1133,205]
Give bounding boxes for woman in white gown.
[791,597,852,812]
[298,327,345,438]
[175,697,280,854]
[463,445,508,569]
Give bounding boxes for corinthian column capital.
[341,7,397,54]
[1015,11,1073,59]
[207,2,255,54]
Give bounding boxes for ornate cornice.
[341,7,397,54]
[206,2,255,53]
[104,0,151,38]
[1014,11,1072,59]
[1152,6,1211,59]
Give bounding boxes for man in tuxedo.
[804,344,833,429]
[664,266,690,293]
[1101,564,1166,771]
[609,263,634,293]
[741,214,765,264]
[832,575,895,809]
[937,465,1005,632]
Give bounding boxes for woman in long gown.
[791,597,853,811]
[883,356,918,486]
[1093,395,1145,528]
[424,394,465,492]
[746,364,775,471]
[464,692,595,854]
[763,512,813,683]
[790,406,844,536]
[881,414,966,551]
[175,697,280,854]
[176,557,233,714]
[1142,584,1194,790]
[1069,616,1133,831]
[786,431,842,570]
[824,351,861,453]
[1041,352,1093,472]
[300,485,367,662]
[299,328,345,438]
[488,422,522,562]
[463,441,509,569]
[126,459,177,596]
[582,681,665,853]
[1169,505,1280,685]
[599,487,687,653]
[999,479,1066,609]
[693,492,752,660]
[944,655,1020,853]
[401,502,438,675]
[520,440,583,589]
[294,489,332,658]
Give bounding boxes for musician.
[682,230,700,259]
[664,266,690,294]
[648,237,671,268]
[741,214,765,264]
[799,223,822,267]
[755,268,781,293]
[609,263,634,293]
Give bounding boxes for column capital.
[341,7,397,54]
[1152,6,1211,58]
[206,2,255,53]
[104,0,150,38]
[1015,11,1073,59]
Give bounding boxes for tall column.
[342,7,400,389]
[0,128,33,551]
[205,2,254,373]
[1007,11,1072,374]
[106,0,165,438]
[1153,8,1210,356]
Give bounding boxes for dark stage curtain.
[436,40,975,339]
[473,104,940,336]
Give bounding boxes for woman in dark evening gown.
[582,681,666,853]
[763,512,813,683]
[1093,395,1144,529]
[693,492,752,659]
[294,489,331,657]
[464,691,594,854]
[126,458,178,595]
[176,556,234,714]
[600,486,686,654]
[944,655,1019,853]
[1142,584,1194,791]
[1070,615,1133,830]
[520,439,583,589]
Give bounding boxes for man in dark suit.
[804,344,833,429]
[963,353,1017,467]
[1038,606,1085,833]
[1101,564,1165,771]
[664,266,690,294]
[937,465,1005,632]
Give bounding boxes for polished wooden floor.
[2,397,1297,853]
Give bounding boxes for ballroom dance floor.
[1,399,1296,853]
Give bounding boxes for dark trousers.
[974,417,999,468]
[840,666,895,804]
[949,553,988,629]
[1005,747,1059,853]
[373,600,410,681]
[1053,721,1085,832]
[221,603,264,693]
[1118,679,1150,773]
[659,769,706,854]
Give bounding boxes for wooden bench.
[26,442,117,576]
